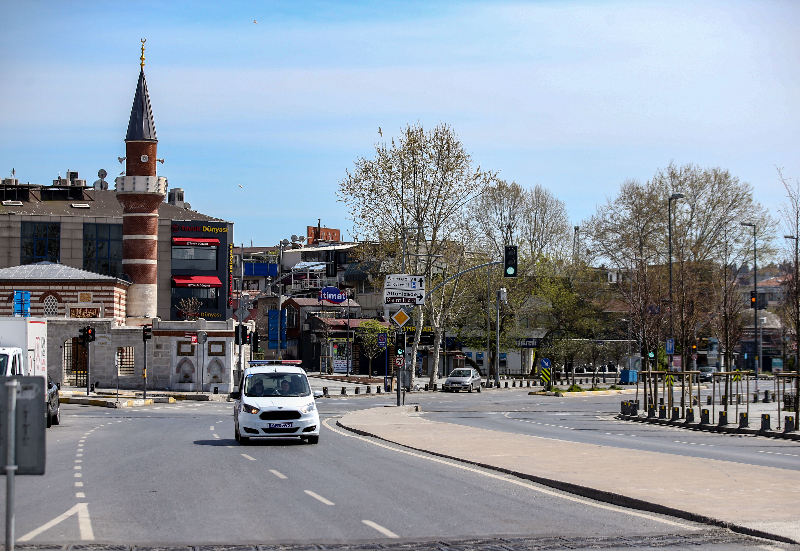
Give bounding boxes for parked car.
[442,368,482,393]
[47,375,60,428]
[698,366,717,383]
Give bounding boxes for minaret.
[115,40,167,321]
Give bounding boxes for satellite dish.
[291,235,298,242]
[98,169,107,179]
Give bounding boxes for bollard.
[621,401,627,414]
[706,395,712,405]
[753,392,759,403]
[376,386,381,394]
[720,394,727,405]
[366,385,371,394]
[527,380,531,387]
[213,386,219,394]
[432,383,438,391]
[630,402,638,416]
[341,387,347,395]
[760,414,771,432]
[648,404,656,418]
[671,407,680,421]
[504,381,509,388]
[763,390,771,403]
[685,408,695,423]
[659,397,664,406]
[700,409,710,425]
[785,415,797,433]
[323,386,329,397]
[737,394,742,405]
[659,405,667,419]
[355,387,360,395]
[739,412,748,429]
[424,384,429,392]
[718,410,728,426]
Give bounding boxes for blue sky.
[1,1,798,246]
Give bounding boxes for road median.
[337,406,800,545]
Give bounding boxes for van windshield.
[0,354,6,376]
[244,372,311,397]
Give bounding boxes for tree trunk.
[429,326,445,386]
[410,307,424,386]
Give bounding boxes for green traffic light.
[506,267,515,275]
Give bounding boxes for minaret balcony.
[115,175,167,194]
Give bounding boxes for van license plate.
[269,422,293,429]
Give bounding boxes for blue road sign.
[541,358,551,369]
[378,333,387,349]
[665,338,674,355]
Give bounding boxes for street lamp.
[784,234,799,420]
[668,192,685,370]
[741,221,758,391]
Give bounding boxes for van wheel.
[307,435,319,444]
[53,403,60,426]
[468,385,473,393]
[477,386,481,393]
[46,407,52,428]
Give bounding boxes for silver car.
[443,368,482,393]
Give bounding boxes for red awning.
[172,276,223,288]
[172,237,221,247]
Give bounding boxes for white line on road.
[304,490,334,505]
[18,502,94,541]
[241,454,256,461]
[74,482,83,487]
[213,434,220,439]
[362,519,398,538]
[76,492,85,498]
[323,419,695,529]
[210,426,215,430]
[269,469,287,479]
[759,450,799,457]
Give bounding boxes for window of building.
[287,306,299,329]
[21,221,60,264]
[171,246,217,271]
[83,223,123,277]
[116,346,135,376]
[43,295,59,317]
[171,287,220,312]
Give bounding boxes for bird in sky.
[239,184,243,188]
[378,127,382,137]
[254,20,257,24]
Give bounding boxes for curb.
[336,411,798,546]
[619,414,800,441]
[59,396,176,408]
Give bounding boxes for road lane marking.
[362,519,398,538]
[75,482,83,487]
[18,502,94,541]
[74,466,81,470]
[74,473,82,478]
[210,426,215,430]
[305,490,334,505]
[76,492,85,498]
[269,469,287,479]
[759,450,799,457]
[323,419,695,529]
[213,434,220,439]
[241,454,256,461]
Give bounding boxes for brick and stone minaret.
[115,41,167,321]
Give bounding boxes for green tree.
[355,319,389,378]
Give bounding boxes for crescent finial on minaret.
[140,38,146,69]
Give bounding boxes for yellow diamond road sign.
[391,309,411,328]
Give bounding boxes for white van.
[230,361,321,445]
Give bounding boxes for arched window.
[43,295,58,317]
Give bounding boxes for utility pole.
[487,263,491,387]
[741,222,758,392]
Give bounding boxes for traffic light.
[503,245,517,278]
[750,291,756,309]
[78,326,87,345]
[396,331,406,356]
[85,326,95,343]
[143,325,152,341]
[235,325,242,345]
[691,342,697,353]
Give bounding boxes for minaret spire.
[140,38,146,69]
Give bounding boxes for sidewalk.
[338,406,800,544]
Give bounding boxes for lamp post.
[784,234,799,420]
[668,193,685,371]
[741,221,758,391]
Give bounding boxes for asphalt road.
[0,394,794,549]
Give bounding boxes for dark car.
[47,375,61,428]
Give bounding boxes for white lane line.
[269,469,288,479]
[18,502,94,541]
[304,490,334,505]
[362,519,398,538]
[74,466,81,470]
[241,454,256,461]
[74,473,82,478]
[76,492,85,498]
[759,450,800,457]
[210,426,215,430]
[227,445,235,449]
[323,419,695,529]
[213,434,220,439]
[74,482,83,487]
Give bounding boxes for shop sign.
[333,359,349,373]
[171,223,228,234]
[228,243,234,308]
[319,286,346,304]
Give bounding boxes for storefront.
[170,221,233,320]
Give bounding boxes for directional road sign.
[541,358,551,369]
[665,374,674,386]
[385,274,426,291]
[383,288,425,305]
[665,338,675,355]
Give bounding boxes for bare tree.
[178,297,201,320]
[520,184,572,268]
